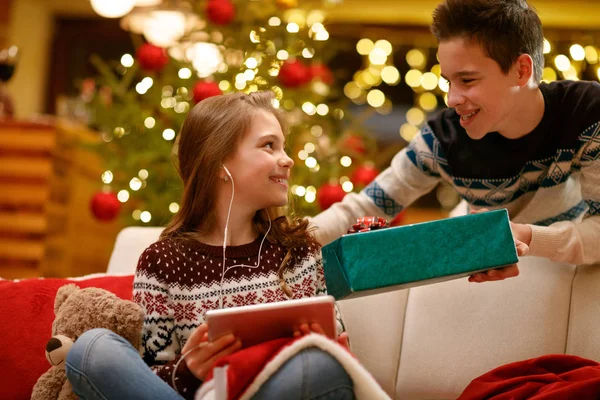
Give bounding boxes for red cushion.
[0,274,134,400]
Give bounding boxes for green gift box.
[322,209,518,300]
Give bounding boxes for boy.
[312,0,600,282]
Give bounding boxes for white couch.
[107,226,600,399]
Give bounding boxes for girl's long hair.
[161,91,319,296]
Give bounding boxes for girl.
[66,91,353,400]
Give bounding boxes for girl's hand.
[336,332,351,351]
[182,323,242,380]
[293,322,324,337]
[293,322,351,351]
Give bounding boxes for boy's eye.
[264,142,274,149]
[462,79,475,84]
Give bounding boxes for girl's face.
[223,109,294,210]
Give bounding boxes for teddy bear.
[31,283,144,400]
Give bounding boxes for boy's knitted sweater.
[133,235,344,399]
[314,80,600,266]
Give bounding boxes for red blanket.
[459,354,600,400]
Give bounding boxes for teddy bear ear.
[54,284,80,315]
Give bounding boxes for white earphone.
[218,164,271,309]
[172,163,273,392]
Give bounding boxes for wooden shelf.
[0,119,122,278]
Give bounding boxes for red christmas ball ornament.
[317,183,347,211]
[341,134,366,155]
[278,60,310,88]
[351,164,380,186]
[136,43,169,72]
[192,81,222,103]
[206,0,236,25]
[90,191,121,222]
[309,63,334,85]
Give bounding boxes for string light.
[342,181,354,192]
[120,54,134,67]
[140,211,152,223]
[101,170,114,184]
[178,68,192,79]
[118,190,130,202]
[144,117,156,128]
[162,129,175,141]
[305,157,317,168]
[286,23,300,33]
[554,55,571,71]
[543,39,552,54]
[340,156,352,167]
[356,39,374,55]
[130,177,142,191]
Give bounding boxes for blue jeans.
[66,329,183,400]
[66,329,355,400]
[252,347,355,400]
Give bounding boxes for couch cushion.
[395,256,575,399]
[107,226,163,275]
[566,263,600,360]
[338,289,409,397]
[0,274,134,400]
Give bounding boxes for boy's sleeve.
[134,247,202,399]
[311,127,443,245]
[528,122,600,265]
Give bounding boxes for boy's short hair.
[431,0,544,82]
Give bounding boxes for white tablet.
[205,295,336,348]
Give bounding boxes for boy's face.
[225,109,293,210]
[438,37,520,139]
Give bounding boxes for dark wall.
[45,17,134,114]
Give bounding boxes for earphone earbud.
[222,164,232,182]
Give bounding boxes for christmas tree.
[87,0,382,226]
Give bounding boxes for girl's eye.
[463,79,475,84]
[264,142,274,149]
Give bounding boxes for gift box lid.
[322,209,519,300]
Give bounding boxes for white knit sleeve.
[311,129,442,245]
[529,123,600,265]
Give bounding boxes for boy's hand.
[182,323,242,380]
[468,209,531,283]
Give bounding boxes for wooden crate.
[0,119,122,279]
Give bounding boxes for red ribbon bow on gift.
[347,216,388,234]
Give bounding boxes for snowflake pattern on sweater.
[133,235,343,399]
